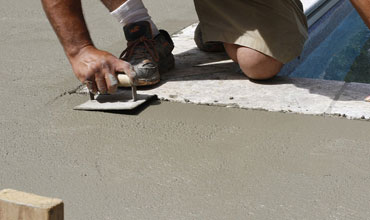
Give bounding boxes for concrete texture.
[1,1,370,220]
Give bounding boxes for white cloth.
[111,0,159,36]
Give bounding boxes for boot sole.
[135,54,175,86]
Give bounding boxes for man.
[42,0,370,99]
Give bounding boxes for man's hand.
[42,0,133,94]
[70,45,132,94]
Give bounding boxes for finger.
[114,58,132,73]
[91,81,98,94]
[105,73,118,94]
[84,78,98,94]
[102,66,118,94]
[114,59,136,80]
[95,72,107,94]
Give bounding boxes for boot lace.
[120,36,160,62]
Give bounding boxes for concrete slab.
[141,77,346,114]
[329,82,370,119]
[2,0,370,220]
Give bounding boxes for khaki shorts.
[194,0,308,64]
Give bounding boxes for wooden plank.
[0,189,63,220]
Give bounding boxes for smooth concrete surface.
[1,1,370,220]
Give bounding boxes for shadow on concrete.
[160,47,244,81]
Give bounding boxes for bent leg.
[224,43,283,80]
[104,0,159,36]
[194,0,307,80]
[101,0,127,11]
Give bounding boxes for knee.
[224,43,283,80]
[239,57,283,80]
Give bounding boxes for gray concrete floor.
[1,0,370,219]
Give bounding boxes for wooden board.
[0,189,63,220]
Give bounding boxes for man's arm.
[41,0,92,57]
[41,0,131,94]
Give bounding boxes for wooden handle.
[117,74,132,87]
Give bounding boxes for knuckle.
[90,65,99,73]
[95,76,104,82]
[100,58,112,69]
[106,73,118,85]
[100,59,108,67]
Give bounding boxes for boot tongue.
[124,21,153,41]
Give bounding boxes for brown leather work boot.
[120,21,175,86]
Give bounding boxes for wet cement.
[1,0,370,219]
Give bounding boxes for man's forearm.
[41,0,93,58]
[351,0,370,29]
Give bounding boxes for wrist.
[66,42,95,59]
